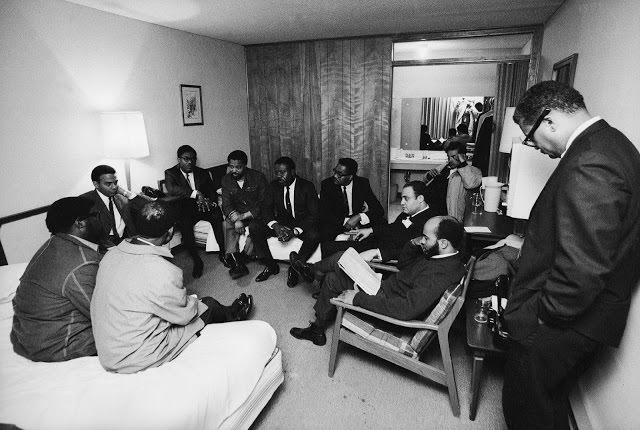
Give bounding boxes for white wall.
[541,1,640,429]
[0,0,249,262]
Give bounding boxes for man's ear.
[92,181,99,190]
[438,238,449,249]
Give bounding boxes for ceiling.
[64,0,565,46]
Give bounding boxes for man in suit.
[250,157,320,286]
[11,197,103,362]
[164,145,227,278]
[502,81,640,429]
[319,157,385,256]
[79,165,146,248]
[221,150,269,280]
[292,181,436,288]
[290,216,465,346]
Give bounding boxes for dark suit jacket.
[164,165,216,200]
[504,120,640,347]
[262,176,319,232]
[319,175,385,237]
[79,190,139,245]
[374,207,436,260]
[221,168,269,219]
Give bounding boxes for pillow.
[409,277,464,354]
[0,262,28,320]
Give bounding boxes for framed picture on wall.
[180,84,204,126]
[552,54,578,87]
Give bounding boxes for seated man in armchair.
[290,216,465,346]
[91,201,253,374]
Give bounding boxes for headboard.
[0,205,49,266]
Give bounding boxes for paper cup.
[483,182,503,212]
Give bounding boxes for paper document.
[338,247,382,295]
[464,226,492,233]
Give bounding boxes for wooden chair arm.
[330,298,438,330]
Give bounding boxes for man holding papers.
[290,216,465,346]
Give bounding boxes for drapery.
[421,97,457,140]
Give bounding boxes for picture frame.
[552,54,578,87]
[180,84,204,126]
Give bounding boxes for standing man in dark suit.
[502,81,640,429]
[319,158,385,256]
[164,145,226,278]
[80,165,145,248]
[250,157,320,287]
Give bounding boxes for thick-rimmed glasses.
[522,108,551,147]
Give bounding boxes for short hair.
[446,139,467,154]
[448,128,457,137]
[177,145,197,158]
[91,165,115,182]
[338,158,358,175]
[456,123,469,135]
[46,197,94,234]
[404,180,428,200]
[135,201,178,238]
[514,80,587,126]
[475,102,484,112]
[435,216,464,250]
[227,150,248,164]
[274,156,295,170]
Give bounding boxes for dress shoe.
[231,293,253,321]
[219,253,232,268]
[255,263,280,282]
[289,251,314,283]
[228,253,249,279]
[286,267,299,288]
[192,257,204,278]
[290,323,326,346]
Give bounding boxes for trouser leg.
[223,219,241,254]
[502,325,599,430]
[248,220,274,262]
[297,228,321,262]
[198,207,225,254]
[313,269,353,327]
[199,296,232,323]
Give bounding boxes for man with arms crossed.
[502,81,640,429]
[290,216,465,346]
[91,201,253,374]
[11,197,102,361]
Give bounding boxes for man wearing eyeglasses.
[502,81,640,430]
[164,145,227,278]
[318,158,385,256]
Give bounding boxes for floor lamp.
[101,111,149,191]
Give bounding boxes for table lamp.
[101,111,149,190]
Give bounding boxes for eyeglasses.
[180,156,197,162]
[522,108,551,147]
[333,169,352,178]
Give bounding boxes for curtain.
[489,61,530,181]
[245,37,392,206]
[421,97,457,140]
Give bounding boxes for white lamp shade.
[101,111,149,158]
[499,107,526,153]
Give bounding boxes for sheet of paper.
[464,226,492,233]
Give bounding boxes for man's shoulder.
[164,164,180,175]
[78,189,99,202]
[47,234,102,265]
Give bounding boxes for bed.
[0,208,284,430]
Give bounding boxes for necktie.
[185,173,193,190]
[285,186,293,217]
[108,197,120,242]
[342,186,350,215]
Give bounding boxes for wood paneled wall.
[246,37,392,206]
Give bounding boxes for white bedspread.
[0,263,278,430]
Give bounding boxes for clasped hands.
[273,223,295,242]
[228,211,249,234]
[196,192,216,212]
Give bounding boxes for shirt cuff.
[294,227,303,235]
[190,190,198,199]
[360,213,370,225]
[267,221,277,229]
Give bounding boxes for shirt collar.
[410,206,430,218]
[115,238,174,258]
[96,189,111,206]
[432,250,459,259]
[67,234,99,252]
[562,116,601,157]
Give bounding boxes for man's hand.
[197,197,216,212]
[361,201,369,213]
[354,227,373,241]
[273,223,294,242]
[424,168,439,181]
[410,236,423,247]
[337,290,357,305]
[228,211,240,222]
[344,214,362,230]
[359,248,380,261]
[234,220,245,235]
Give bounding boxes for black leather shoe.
[286,267,299,288]
[290,323,326,346]
[231,293,253,321]
[255,263,280,282]
[219,253,232,268]
[228,253,249,279]
[192,257,204,278]
[290,251,314,283]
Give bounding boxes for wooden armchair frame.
[328,256,476,416]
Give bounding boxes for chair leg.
[438,330,460,417]
[328,307,344,377]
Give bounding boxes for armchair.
[328,256,476,416]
